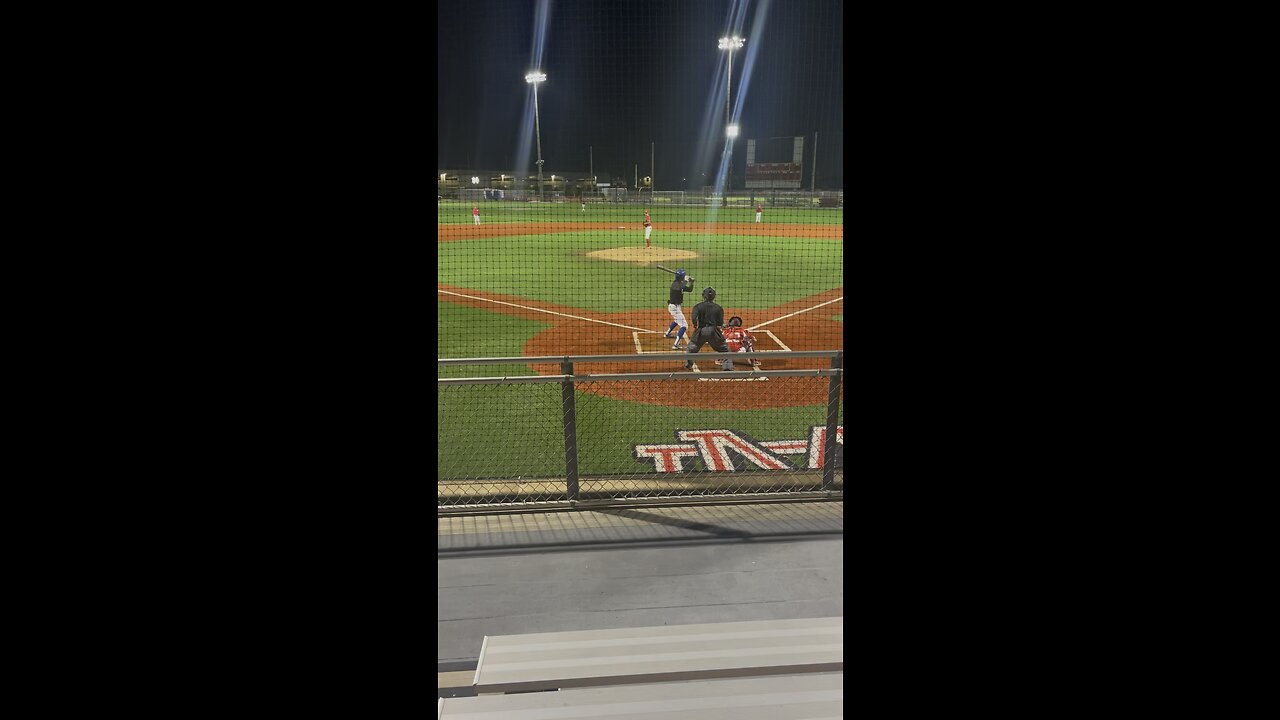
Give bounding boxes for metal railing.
[439,351,843,512]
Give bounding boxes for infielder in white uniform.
[643,209,653,248]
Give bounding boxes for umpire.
[685,286,733,371]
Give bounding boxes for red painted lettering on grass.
[633,444,700,473]
[807,426,845,469]
[761,440,809,455]
[677,430,790,472]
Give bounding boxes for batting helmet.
[675,269,686,280]
[728,316,743,327]
[702,286,716,300]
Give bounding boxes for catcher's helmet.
[727,316,743,327]
[702,286,716,300]
[675,269,686,280]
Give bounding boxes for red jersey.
[472,207,479,216]
[756,205,762,213]
[643,213,651,227]
[722,327,757,353]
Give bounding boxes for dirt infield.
[586,247,700,262]
[438,221,842,241]
[438,283,844,409]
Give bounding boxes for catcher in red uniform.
[722,316,762,368]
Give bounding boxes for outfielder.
[685,286,733,371]
[472,205,480,225]
[643,208,652,248]
[722,316,761,368]
[755,203,763,223]
[663,269,693,348]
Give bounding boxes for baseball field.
[438,198,843,484]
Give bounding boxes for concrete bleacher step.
[471,616,842,694]
[439,672,843,719]
[438,671,478,699]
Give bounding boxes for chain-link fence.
[439,351,843,512]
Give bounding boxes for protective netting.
[437,0,843,361]
[438,354,843,509]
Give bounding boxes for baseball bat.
[655,265,677,275]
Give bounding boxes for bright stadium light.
[471,176,479,185]
[440,173,446,180]
[727,124,739,138]
[525,71,548,201]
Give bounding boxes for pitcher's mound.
[587,247,700,263]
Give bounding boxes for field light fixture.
[524,72,546,83]
[727,124,739,138]
[717,36,744,49]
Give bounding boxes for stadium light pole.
[718,36,744,120]
[718,36,744,192]
[726,124,740,198]
[526,71,547,202]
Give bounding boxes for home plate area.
[631,330,791,381]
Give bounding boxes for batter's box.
[631,330,790,381]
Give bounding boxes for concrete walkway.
[438,501,843,670]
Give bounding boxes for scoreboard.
[746,136,804,189]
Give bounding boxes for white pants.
[644,226,652,240]
[755,212,762,222]
[473,215,480,224]
[667,303,687,328]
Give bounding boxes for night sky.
[437,0,843,189]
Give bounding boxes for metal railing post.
[822,351,842,490]
[438,395,445,484]
[561,358,580,501]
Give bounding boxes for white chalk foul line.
[438,290,651,332]
[748,296,843,331]
[764,330,792,351]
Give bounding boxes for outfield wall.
[440,189,843,206]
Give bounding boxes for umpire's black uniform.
[685,291,731,370]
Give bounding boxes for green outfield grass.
[437,200,842,225]
[438,301,549,376]
[439,232,841,312]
